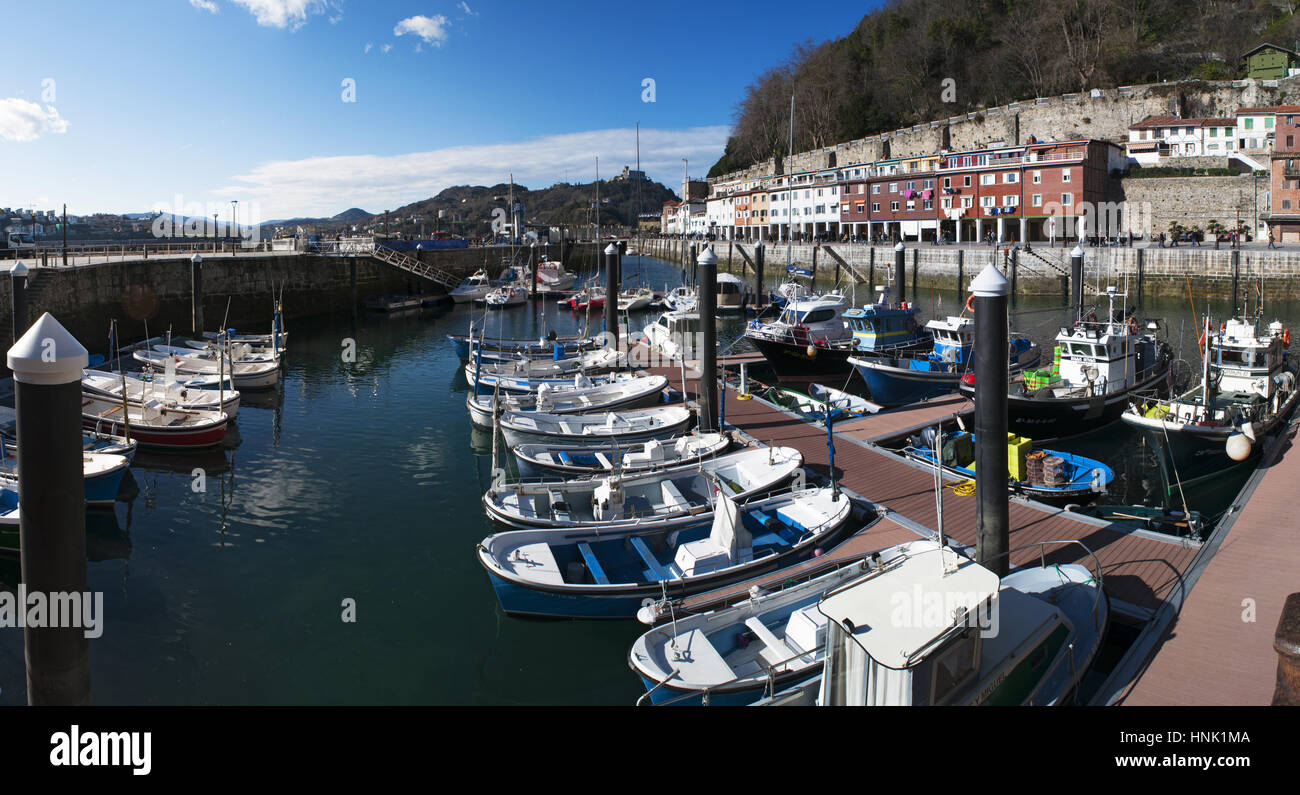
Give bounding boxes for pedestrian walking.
[1269,231,1278,249]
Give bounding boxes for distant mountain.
[259,207,373,228]
[332,207,371,223]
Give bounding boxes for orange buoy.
[964,294,974,314]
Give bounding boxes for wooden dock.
[1119,419,1300,705]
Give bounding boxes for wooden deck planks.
[1123,425,1300,706]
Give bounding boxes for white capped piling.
[8,313,91,704]
[1070,244,1084,323]
[894,241,906,306]
[697,246,719,431]
[10,260,29,345]
[604,243,620,350]
[191,253,204,335]
[971,265,1010,578]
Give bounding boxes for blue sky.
[2,0,873,221]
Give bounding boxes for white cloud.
[230,0,334,30]
[219,126,730,218]
[190,0,219,13]
[364,42,372,53]
[394,14,450,47]
[458,2,477,16]
[380,43,392,54]
[0,98,69,142]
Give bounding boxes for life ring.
[964,294,974,314]
[1284,328,1291,348]
[1086,311,1097,324]
[1128,317,1138,335]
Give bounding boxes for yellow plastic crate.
[1007,433,1033,482]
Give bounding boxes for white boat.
[618,286,654,312]
[663,286,698,312]
[133,349,279,390]
[630,540,932,705]
[464,362,633,394]
[155,342,277,366]
[466,374,668,428]
[644,310,703,362]
[483,446,804,530]
[82,368,241,418]
[512,432,731,479]
[715,272,748,313]
[450,269,494,303]
[201,329,288,350]
[469,347,623,380]
[498,405,692,448]
[535,258,576,292]
[475,487,853,619]
[484,284,529,308]
[80,394,229,449]
[807,383,880,417]
[756,541,1108,706]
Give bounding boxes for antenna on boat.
[932,423,946,549]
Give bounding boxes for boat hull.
[466,384,666,429]
[747,337,855,385]
[80,416,227,450]
[500,416,691,449]
[962,367,1171,439]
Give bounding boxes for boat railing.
[1130,391,1273,425]
[639,635,833,707]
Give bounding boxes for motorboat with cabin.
[960,286,1172,438]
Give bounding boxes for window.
[1289,135,1295,148]
[961,197,973,208]
[941,198,953,209]
[943,177,951,188]
[1032,171,1041,184]
[889,183,898,193]
[981,196,995,207]
[1031,194,1042,207]
[963,175,972,187]
[1209,127,1218,137]
[1062,170,1072,182]
[923,200,933,210]
[1061,193,1073,205]
[890,201,899,211]
[1004,172,1018,184]
[1284,199,1292,210]
[924,179,934,189]
[1246,118,1254,130]
[981,174,995,185]
[1003,195,1019,206]
[872,202,880,212]
[1267,117,1275,129]
[872,184,881,194]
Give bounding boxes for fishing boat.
[466,374,668,428]
[0,440,130,508]
[769,279,810,309]
[663,286,698,312]
[617,286,655,312]
[902,429,1113,506]
[475,486,853,619]
[484,284,529,308]
[715,273,748,313]
[959,287,1173,438]
[746,292,906,387]
[1122,314,1299,486]
[766,385,878,422]
[630,540,933,706]
[448,332,600,362]
[847,315,1040,406]
[756,540,1108,706]
[483,446,804,530]
[155,341,277,366]
[644,310,702,361]
[83,368,241,418]
[497,405,692,448]
[449,269,494,303]
[1085,504,1205,537]
[535,257,576,292]
[80,394,229,449]
[133,349,279,390]
[512,432,731,479]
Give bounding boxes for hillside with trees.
[710,0,1300,177]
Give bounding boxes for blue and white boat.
[467,374,667,428]
[847,315,1040,406]
[0,485,19,551]
[483,446,804,530]
[476,487,853,619]
[630,540,935,706]
[903,429,1113,506]
[0,406,137,463]
[464,364,638,396]
[512,432,732,479]
[449,332,601,362]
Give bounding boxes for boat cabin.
[924,316,975,364]
[810,548,1074,706]
[842,304,928,353]
[1211,318,1286,398]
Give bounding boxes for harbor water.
[0,253,1291,705]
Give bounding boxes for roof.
[1238,105,1300,115]
[1243,42,1299,59]
[817,547,998,669]
[1128,115,1233,129]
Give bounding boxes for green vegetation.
[713,0,1300,177]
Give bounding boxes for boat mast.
[786,91,794,277]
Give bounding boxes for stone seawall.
[641,237,1300,302]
